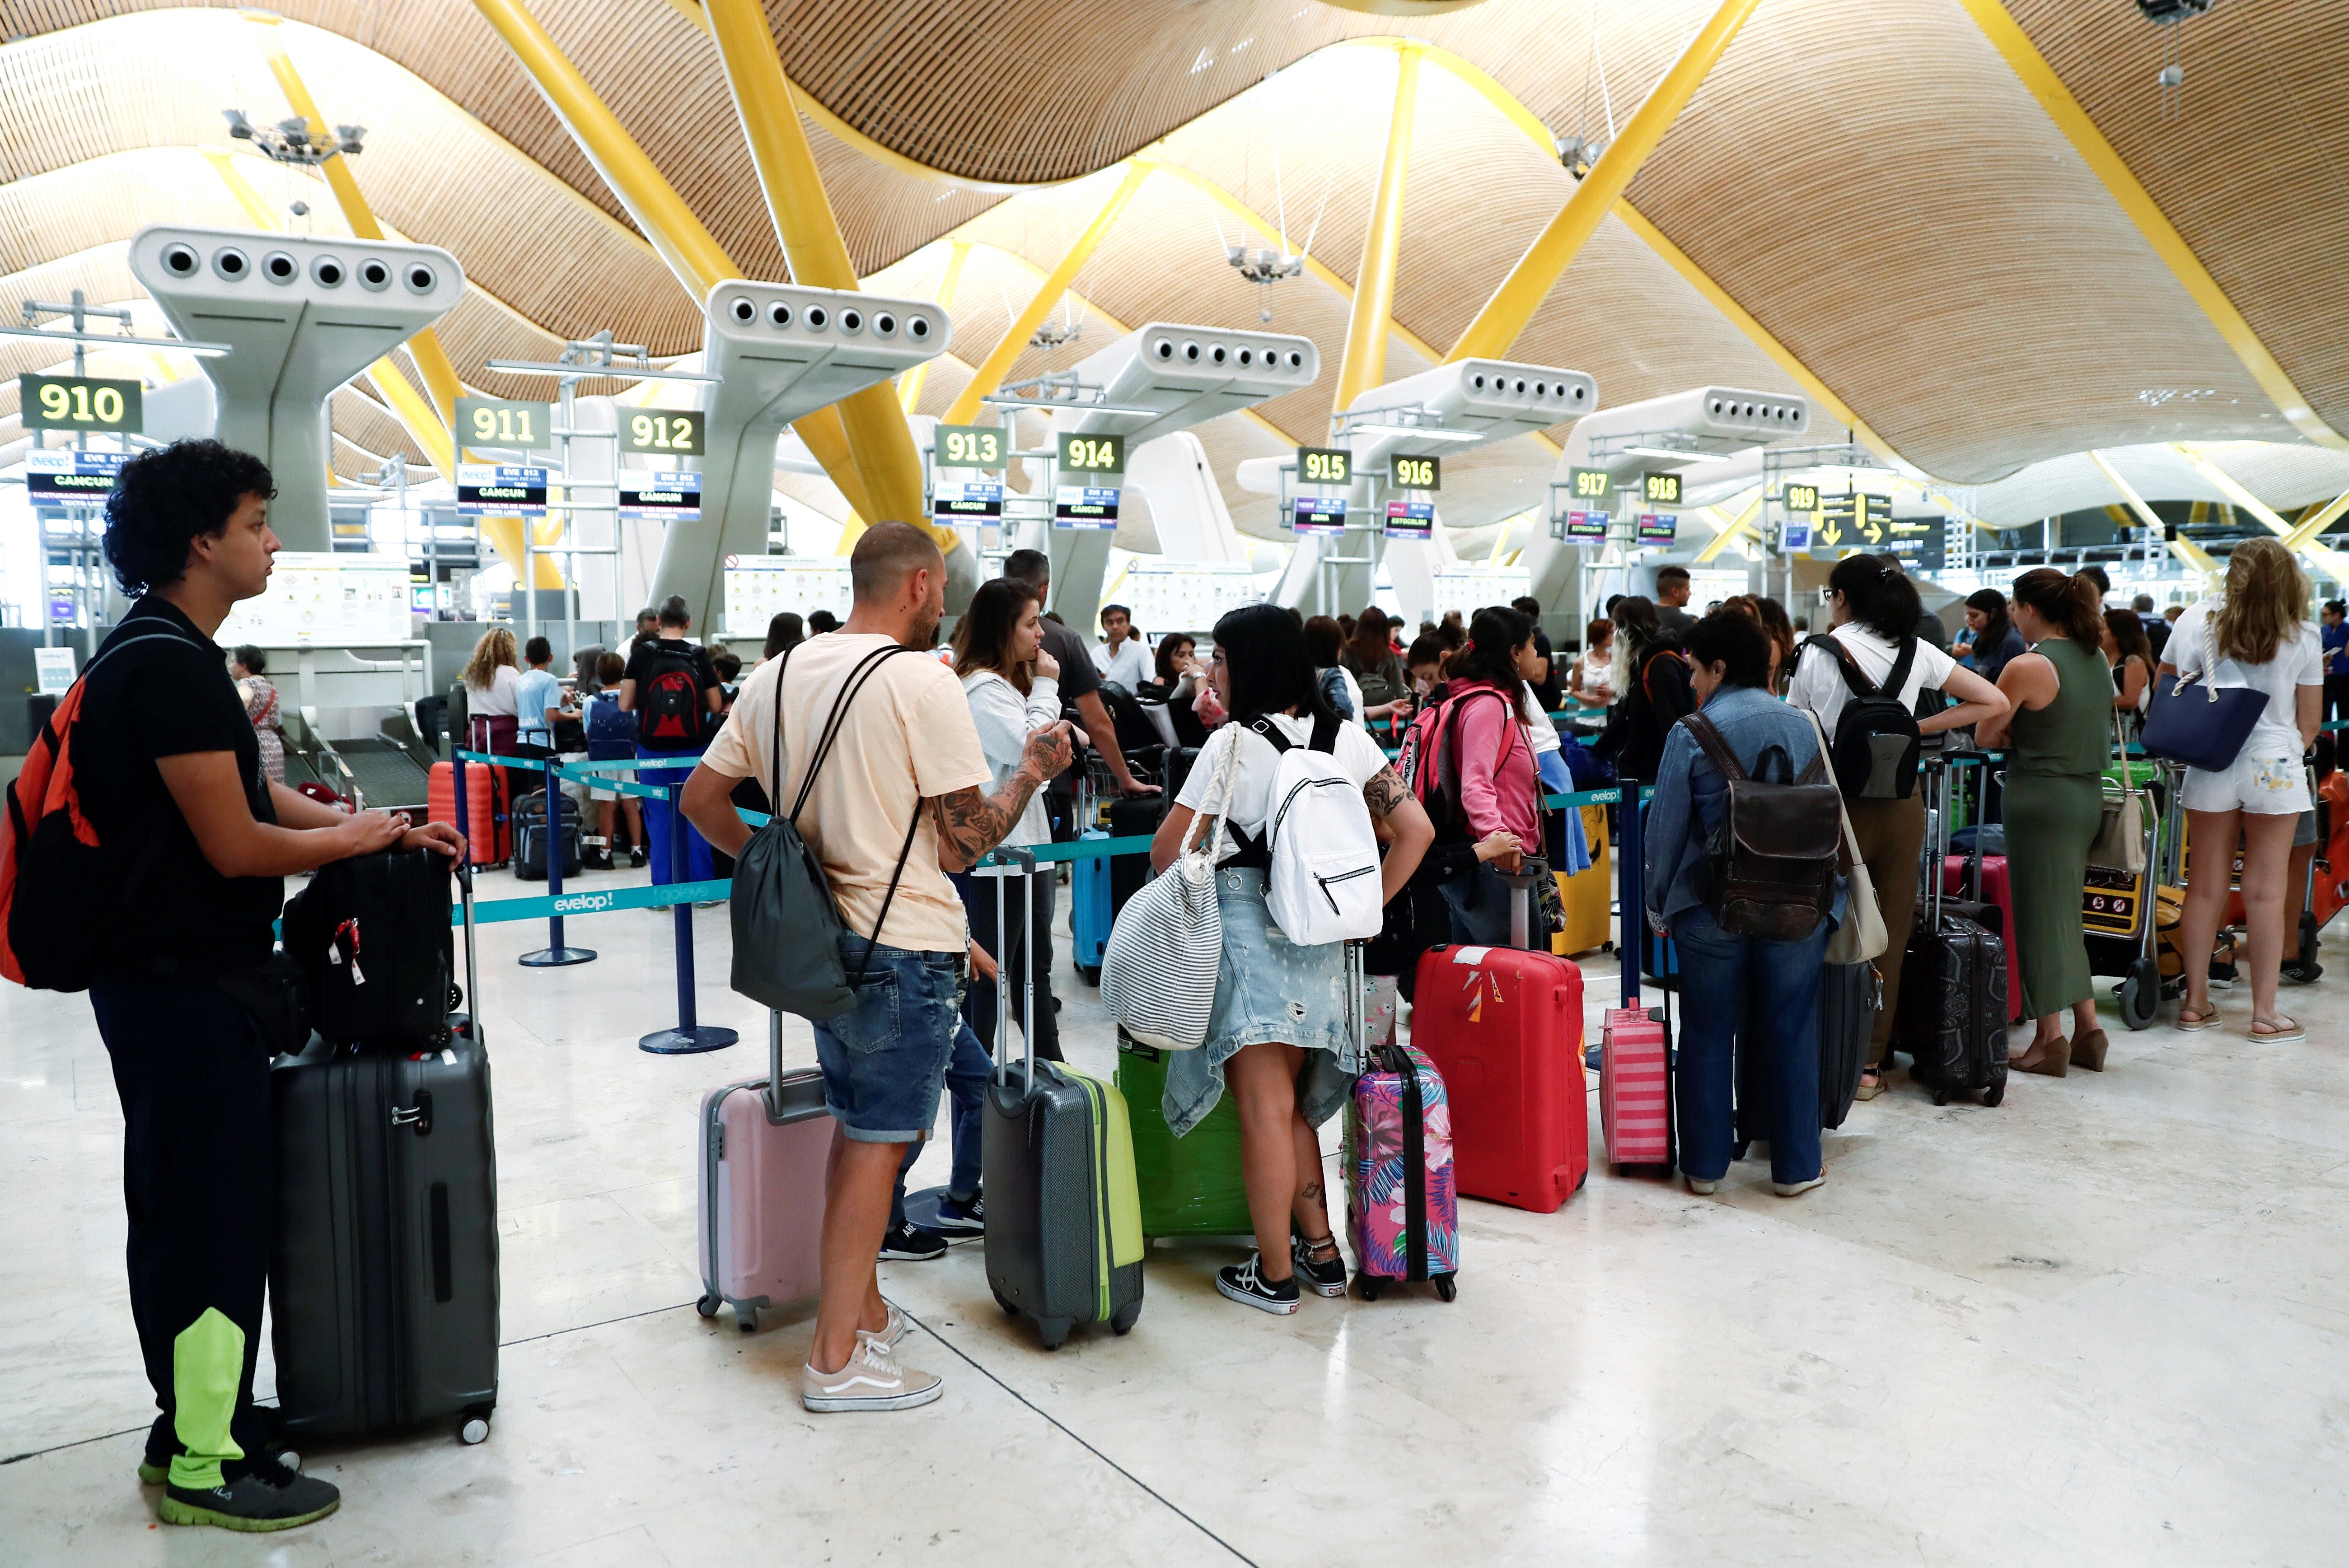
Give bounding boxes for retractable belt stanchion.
[638,767,738,1056]
[519,755,596,969]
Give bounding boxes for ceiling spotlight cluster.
[222,107,365,165]
[1226,244,1305,322]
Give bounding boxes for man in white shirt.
[1092,603,1152,691]
[683,522,1071,1416]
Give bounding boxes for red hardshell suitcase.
[1407,876,1588,1213]
[429,760,511,867]
[1943,853,2022,1022]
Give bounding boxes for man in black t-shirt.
[619,594,724,887]
[70,440,462,1533]
[1513,595,1563,711]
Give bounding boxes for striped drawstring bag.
[1100,730,1238,1050]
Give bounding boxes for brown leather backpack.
[1680,711,1840,940]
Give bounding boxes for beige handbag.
[1802,708,1889,964]
[2088,704,2149,874]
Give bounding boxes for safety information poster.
[1427,567,1531,622]
[215,552,415,645]
[1118,560,1262,636]
[725,556,852,637]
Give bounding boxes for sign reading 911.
[621,408,704,457]
[455,397,551,454]
[21,374,142,433]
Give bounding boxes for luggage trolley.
[2086,760,2169,1031]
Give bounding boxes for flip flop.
[2176,1006,2224,1032]
[2250,1016,2306,1044]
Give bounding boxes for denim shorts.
[811,935,963,1143]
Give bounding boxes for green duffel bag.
[1114,1032,1253,1239]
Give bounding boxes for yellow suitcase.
[1554,803,1614,957]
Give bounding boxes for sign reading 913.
[622,408,704,457]
[21,374,142,434]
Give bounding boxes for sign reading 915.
[622,408,704,457]
[21,374,142,434]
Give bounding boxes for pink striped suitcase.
[1600,1005,1674,1173]
[694,1012,830,1332]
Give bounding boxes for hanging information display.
[1383,499,1434,540]
[1636,512,1679,543]
[1558,509,1610,540]
[20,374,142,434]
[724,556,852,637]
[932,481,1004,521]
[1297,446,1351,487]
[1292,495,1348,535]
[1057,432,1125,476]
[1642,471,1684,506]
[1390,454,1440,492]
[215,552,414,645]
[1566,466,1612,504]
[456,397,552,453]
[935,424,1006,469]
[618,471,702,519]
[24,449,125,499]
[1054,485,1120,528]
[619,407,704,457]
[456,464,549,516]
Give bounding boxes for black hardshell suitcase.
[280,847,458,1047]
[512,789,583,882]
[270,864,499,1443]
[1894,757,2008,1106]
[980,846,1145,1350]
[1105,794,1163,917]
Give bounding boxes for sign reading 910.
[622,408,704,457]
[21,374,142,433]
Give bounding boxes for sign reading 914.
[622,408,704,457]
[1058,432,1125,475]
[21,374,142,434]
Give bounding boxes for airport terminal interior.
[4,0,2349,1562]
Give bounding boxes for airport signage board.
[619,471,702,519]
[620,408,704,458]
[456,463,549,516]
[932,481,1004,521]
[1297,446,1351,488]
[20,374,141,433]
[1814,492,1890,551]
[1781,517,1812,553]
[1292,495,1348,535]
[1390,454,1441,492]
[1566,466,1612,503]
[934,424,1006,470]
[1559,509,1610,540]
[1053,485,1120,527]
[1058,433,1124,476]
[456,397,552,453]
[1636,512,1678,543]
[1781,481,1820,513]
[1642,471,1683,506]
[1383,499,1434,539]
[24,449,125,499]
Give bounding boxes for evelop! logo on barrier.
[553,890,619,916]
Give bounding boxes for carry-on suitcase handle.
[458,860,481,1048]
[1498,871,1540,952]
[979,845,1039,1092]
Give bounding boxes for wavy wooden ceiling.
[0,0,2343,505]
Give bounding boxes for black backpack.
[639,644,705,747]
[280,847,456,1045]
[1803,635,1922,800]
[1680,712,1841,940]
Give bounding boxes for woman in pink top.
[1437,604,1545,945]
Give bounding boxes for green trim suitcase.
[1115,1031,1252,1239]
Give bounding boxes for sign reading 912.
[21,374,141,434]
[621,408,704,457]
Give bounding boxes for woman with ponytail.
[2164,537,2322,1042]
[1976,569,2120,1074]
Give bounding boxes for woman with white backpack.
[1145,605,1433,1314]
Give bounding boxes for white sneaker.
[857,1302,908,1353]
[1773,1174,1825,1197]
[800,1340,941,1413]
[1685,1175,1719,1195]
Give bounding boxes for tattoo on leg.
[1300,1180,1322,1203]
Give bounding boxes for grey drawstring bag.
[729,643,921,1018]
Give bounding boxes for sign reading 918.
[622,408,705,457]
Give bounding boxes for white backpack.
[1241,714,1384,945]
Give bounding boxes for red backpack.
[639,644,706,747]
[1,630,190,990]
[1394,683,1516,845]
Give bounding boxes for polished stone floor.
[3,865,2344,1565]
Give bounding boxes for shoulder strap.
[784,644,910,825]
[1245,714,1294,754]
[1681,711,1750,784]
[1308,710,1341,755]
[1883,638,1918,700]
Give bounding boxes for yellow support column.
[2283,487,2349,552]
[943,161,1154,425]
[468,0,878,524]
[900,243,971,413]
[1333,46,1420,411]
[2090,449,2218,590]
[704,0,935,536]
[1447,0,1763,364]
[1693,491,1765,565]
[2170,445,2349,582]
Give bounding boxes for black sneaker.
[878,1221,947,1261]
[931,1191,985,1242]
[628,847,647,869]
[140,1416,300,1487]
[1290,1232,1349,1298]
[1217,1252,1301,1315]
[2283,957,2323,985]
[159,1465,340,1532]
[583,848,613,872]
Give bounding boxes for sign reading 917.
[622,407,704,458]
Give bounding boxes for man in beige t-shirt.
[685,521,1068,1416]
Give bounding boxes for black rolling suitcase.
[512,789,583,881]
[1105,794,1163,917]
[1735,959,1876,1154]
[980,846,1145,1349]
[1894,756,2009,1106]
[280,847,458,1045]
[270,863,500,1444]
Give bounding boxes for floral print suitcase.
[1343,1041,1460,1301]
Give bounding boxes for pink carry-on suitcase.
[695,1009,830,1331]
[1601,793,1676,1174]
[1346,943,1461,1301]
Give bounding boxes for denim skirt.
[1162,868,1359,1139]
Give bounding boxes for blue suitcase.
[1071,827,1112,983]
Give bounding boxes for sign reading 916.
[622,408,704,457]
[21,374,142,434]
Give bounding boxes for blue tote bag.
[2141,666,2268,773]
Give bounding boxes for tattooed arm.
[931,721,1074,873]
[1364,764,1435,904]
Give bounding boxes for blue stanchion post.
[639,772,736,1055]
[521,757,595,968]
[1619,778,1642,1012]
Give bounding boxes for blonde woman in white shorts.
[2170,537,2323,1043]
